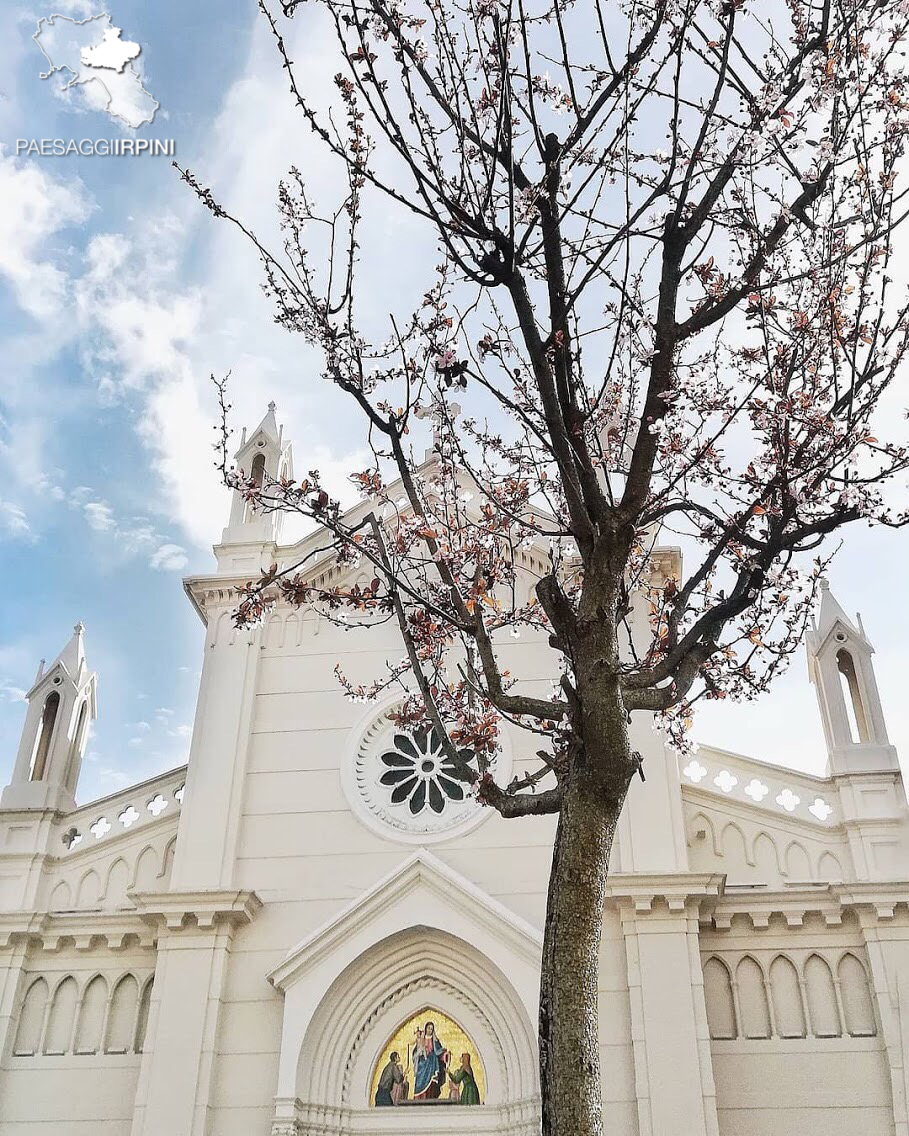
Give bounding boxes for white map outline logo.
[33,12,159,129]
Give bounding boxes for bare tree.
[181,0,909,1131]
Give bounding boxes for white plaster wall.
[204,610,564,1131]
[685,798,851,886]
[712,1045,894,1136]
[598,909,639,1133]
[0,948,155,1135]
[701,919,895,1135]
[40,821,179,913]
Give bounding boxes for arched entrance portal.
[267,851,542,1135]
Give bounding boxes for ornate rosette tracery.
[346,706,508,843]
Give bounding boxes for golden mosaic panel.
[369,1006,486,1106]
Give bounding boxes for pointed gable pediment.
[811,616,874,661]
[807,579,872,660]
[235,402,280,458]
[268,848,543,993]
[26,623,93,701]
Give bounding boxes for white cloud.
[83,500,115,531]
[77,222,201,393]
[70,491,188,572]
[0,25,401,560]
[43,0,100,18]
[0,499,33,540]
[149,543,188,571]
[0,680,27,702]
[0,152,92,317]
[94,764,132,789]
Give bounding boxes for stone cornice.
[0,910,155,951]
[604,872,726,914]
[183,576,248,624]
[272,1096,543,1136]
[704,879,909,930]
[131,888,263,931]
[0,889,262,949]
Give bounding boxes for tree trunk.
[538,763,631,1136]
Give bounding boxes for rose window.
[379,729,475,816]
[347,708,510,843]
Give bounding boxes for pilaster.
[850,902,909,1136]
[833,771,909,881]
[0,939,30,1063]
[608,875,723,1136]
[129,890,261,1136]
[169,606,262,890]
[0,811,61,912]
[617,716,690,873]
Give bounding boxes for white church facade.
[1,405,908,1136]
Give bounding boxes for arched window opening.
[370,1007,486,1107]
[769,956,806,1038]
[837,649,870,743]
[703,958,737,1039]
[30,692,60,780]
[243,453,267,522]
[134,978,153,1052]
[805,954,842,1037]
[838,954,877,1037]
[736,957,771,1039]
[13,978,48,1056]
[65,700,89,791]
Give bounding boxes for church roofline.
[63,763,188,819]
[693,742,832,785]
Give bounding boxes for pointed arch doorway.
[267,851,541,1135]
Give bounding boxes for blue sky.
[0,0,907,802]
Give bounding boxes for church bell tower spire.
[216,401,294,571]
[807,579,898,775]
[1,622,96,812]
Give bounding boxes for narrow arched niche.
[769,956,806,1038]
[703,957,737,1040]
[44,976,78,1055]
[14,978,48,1056]
[837,648,871,743]
[105,974,139,1054]
[31,692,60,780]
[369,1006,486,1106]
[74,975,107,1054]
[838,953,876,1037]
[134,978,153,1052]
[243,452,267,522]
[64,700,89,790]
[736,956,771,1039]
[805,954,842,1038]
